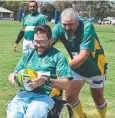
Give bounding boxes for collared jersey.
[14,48,72,99]
[52,17,108,77]
[22,12,46,40]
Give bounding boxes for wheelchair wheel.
[48,99,74,118]
[58,102,74,118]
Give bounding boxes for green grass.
[0,20,115,117]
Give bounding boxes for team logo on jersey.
[27,62,32,66]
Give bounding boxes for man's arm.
[8,55,26,86]
[52,24,62,45]
[13,30,24,52]
[69,22,95,69]
[45,77,71,90]
[29,76,72,90]
[8,73,18,87]
[13,14,25,52]
[15,30,24,44]
[69,50,90,69]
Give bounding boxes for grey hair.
[61,8,79,22]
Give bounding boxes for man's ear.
[50,37,53,41]
[49,38,53,47]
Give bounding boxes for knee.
[24,116,31,118]
[6,102,24,118]
[25,106,49,118]
[65,92,78,105]
[93,95,105,106]
[24,113,47,118]
[24,114,47,118]
[65,81,83,100]
[65,90,78,100]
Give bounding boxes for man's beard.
[65,31,75,42]
[34,45,51,56]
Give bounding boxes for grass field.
[0,20,115,118]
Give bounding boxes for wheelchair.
[47,98,74,118]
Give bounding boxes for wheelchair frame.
[48,99,74,118]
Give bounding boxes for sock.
[96,101,107,118]
[72,100,85,118]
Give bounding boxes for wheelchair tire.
[48,99,74,118]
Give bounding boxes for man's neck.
[31,12,38,16]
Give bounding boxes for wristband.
[45,77,52,85]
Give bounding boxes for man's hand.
[8,73,18,87]
[28,75,46,88]
[13,43,18,52]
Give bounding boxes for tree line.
[0,1,115,22]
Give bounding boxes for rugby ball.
[15,69,37,91]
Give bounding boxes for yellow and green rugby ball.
[15,69,37,91]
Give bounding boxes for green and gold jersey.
[52,17,108,77]
[22,12,46,40]
[14,48,72,98]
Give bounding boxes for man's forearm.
[69,55,87,69]
[15,30,24,44]
[70,50,90,69]
[44,77,71,90]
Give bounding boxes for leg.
[23,39,28,54]
[24,94,55,118]
[91,87,107,118]
[90,87,105,106]
[65,80,86,118]
[6,101,25,118]
[65,80,84,105]
[28,41,34,51]
[89,75,107,118]
[23,39,34,54]
[6,92,28,118]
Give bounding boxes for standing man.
[7,25,72,118]
[52,8,108,118]
[13,1,46,53]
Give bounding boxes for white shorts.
[72,71,106,88]
[23,39,34,54]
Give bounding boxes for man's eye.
[41,41,46,43]
[30,6,36,8]
[63,24,72,26]
[68,24,72,26]
[63,24,67,26]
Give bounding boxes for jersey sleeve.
[55,53,72,80]
[52,25,60,43]
[80,23,95,52]
[40,15,47,24]
[21,16,26,31]
[52,24,64,44]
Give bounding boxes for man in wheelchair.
[7,25,73,118]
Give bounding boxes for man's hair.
[34,25,52,39]
[61,8,79,22]
[29,1,38,6]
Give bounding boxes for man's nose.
[37,43,42,47]
[34,43,40,47]
[65,26,71,30]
